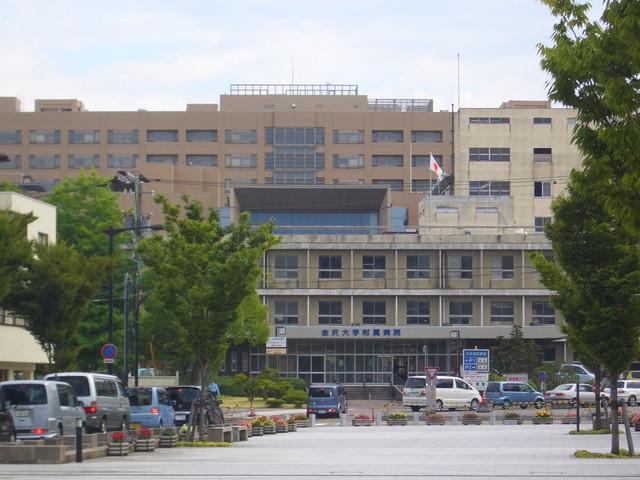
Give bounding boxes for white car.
[544,383,609,407]
[403,375,481,411]
[604,380,640,406]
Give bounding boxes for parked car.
[0,387,16,442]
[403,375,481,412]
[128,387,175,429]
[557,363,595,384]
[306,383,347,418]
[485,381,544,409]
[44,372,130,433]
[604,380,640,406]
[0,380,86,440]
[166,386,223,427]
[544,383,609,407]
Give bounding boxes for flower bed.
[291,414,310,428]
[271,416,288,433]
[503,412,523,425]
[462,412,483,425]
[107,431,130,456]
[387,412,408,426]
[561,412,578,424]
[532,410,554,424]
[424,413,446,426]
[352,415,372,427]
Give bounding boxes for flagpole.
[428,150,431,232]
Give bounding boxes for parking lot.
[1,423,639,480]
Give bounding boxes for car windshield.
[617,381,625,388]
[1,384,47,405]
[404,378,426,389]
[129,388,153,406]
[167,387,199,410]
[555,384,573,391]
[309,387,333,398]
[52,376,90,397]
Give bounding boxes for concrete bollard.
[451,412,459,425]
[375,413,383,426]
[309,413,316,427]
[340,413,349,426]
[489,411,496,425]
[412,412,420,424]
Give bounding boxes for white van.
[402,375,481,411]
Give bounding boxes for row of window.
[275,254,530,281]
[467,180,553,197]
[469,148,554,162]
[273,299,556,325]
[0,128,443,146]
[468,117,572,125]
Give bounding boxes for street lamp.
[449,330,461,376]
[104,224,163,376]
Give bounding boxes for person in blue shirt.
[208,382,220,396]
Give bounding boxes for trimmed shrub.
[283,390,308,406]
[266,398,284,408]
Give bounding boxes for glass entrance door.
[376,355,393,384]
[298,355,325,384]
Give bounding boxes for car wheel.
[470,399,479,411]
[410,406,421,412]
[534,400,544,410]
[99,417,108,434]
[435,400,443,411]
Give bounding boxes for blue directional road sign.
[462,349,490,374]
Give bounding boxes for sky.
[0,0,605,112]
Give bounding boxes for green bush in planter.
[283,390,308,406]
[266,398,284,408]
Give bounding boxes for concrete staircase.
[344,385,398,401]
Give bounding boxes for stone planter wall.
[502,418,523,425]
[424,418,446,426]
[532,417,554,424]
[135,437,157,452]
[352,419,372,426]
[287,423,297,432]
[561,416,577,424]
[107,442,129,456]
[251,426,263,436]
[263,425,276,435]
[462,417,483,425]
[159,434,178,448]
[275,424,288,433]
[295,420,310,428]
[386,419,408,426]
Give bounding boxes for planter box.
[386,419,408,426]
[634,424,640,432]
[462,417,483,425]
[532,417,554,425]
[135,437,157,452]
[159,434,178,448]
[295,420,310,428]
[107,442,130,456]
[561,416,577,424]
[287,423,297,432]
[251,426,263,436]
[352,419,372,427]
[275,424,288,433]
[502,418,523,425]
[263,425,276,435]
[424,418,446,426]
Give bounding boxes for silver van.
[45,372,130,433]
[0,380,86,439]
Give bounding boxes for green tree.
[138,195,276,439]
[539,0,640,232]
[491,325,542,376]
[531,172,640,453]
[7,242,110,371]
[0,210,34,304]
[0,181,21,193]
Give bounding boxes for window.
[37,232,49,245]
[29,130,60,144]
[449,301,472,325]
[469,181,510,196]
[68,129,100,144]
[268,171,321,184]
[406,301,430,324]
[319,301,342,324]
[449,255,473,279]
[68,154,100,169]
[107,154,138,168]
[333,178,365,185]
[476,207,499,214]
[186,130,217,142]
[186,154,217,166]
[224,178,257,192]
[363,300,386,324]
[436,206,458,214]
[469,117,510,124]
[0,154,20,169]
[411,130,442,143]
[275,301,298,325]
[372,130,403,142]
[29,154,60,168]
[411,180,432,192]
[543,347,557,362]
[533,147,552,162]
[274,255,298,279]
[225,154,257,168]
[231,351,237,372]
[108,129,139,144]
[532,301,555,325]
[534,181,552,197]
[265,127,324,145]
[225,129,257,144]
[412,154,443,167]
[333,154,364,168]
[469,147,510,162]
[319,255,342,279]
[567,117,577,125]
[534,217,551,233]
[332,129,364,144]
[491,301,514,323]
[147,130,178,142]
[146,154,178,165]
[0,130,21,144]
[242,352,249,372]
[533,117,552,124]
[372,179,403,191]
[407,255,429,279]
[265,147,324,170]
[362,255,385,279]
[372,155,403,167]
[491,255,514,279]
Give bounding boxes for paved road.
[1,423,639,479]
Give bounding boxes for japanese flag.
[430,154,444,182]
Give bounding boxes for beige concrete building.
[0,192,52,380]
